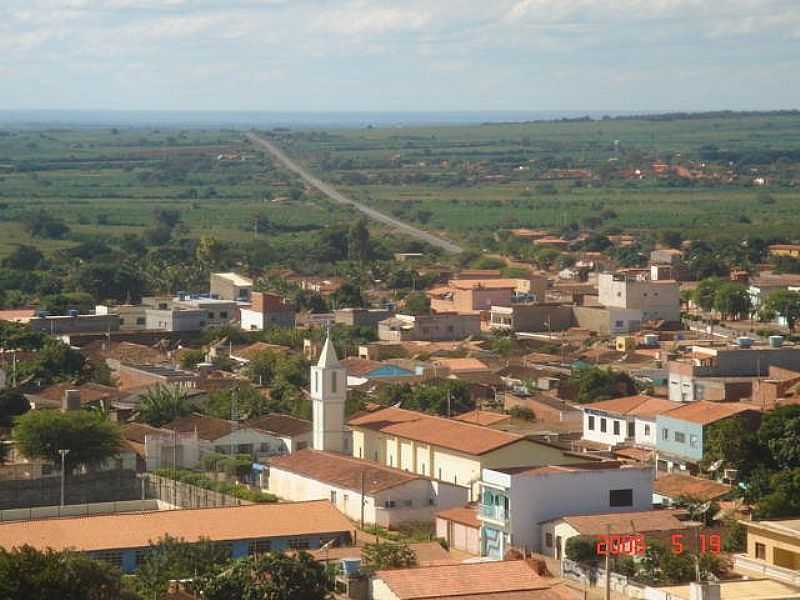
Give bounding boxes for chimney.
[63,389,81,412]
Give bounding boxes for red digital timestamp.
[595,533,722,556]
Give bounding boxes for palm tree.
[137,385,192,427]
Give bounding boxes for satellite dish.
[391,400,403,409]
[707,459,723,472]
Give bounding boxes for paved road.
[246,132,464,254]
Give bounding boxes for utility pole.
[605,523,611,600]
[59,449,70,508]
[360,470,366,529]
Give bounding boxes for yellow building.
[769,244,800,259]
[348,407,587,500]
[735,519,800,586]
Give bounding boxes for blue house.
[655,401,760,474]
[0,500,354,573]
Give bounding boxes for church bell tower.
[310,334,346,453]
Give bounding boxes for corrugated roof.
[375,560,549,600]
[348,407,527,456]
[662,401,759,425]
[0,501,353,553]
[583,396,680,419]
[453,410,511,427]
[269,448,423,494]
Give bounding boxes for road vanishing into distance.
[246,132,464,254]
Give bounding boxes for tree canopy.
[568,367,637,404]
[137,385,193,428]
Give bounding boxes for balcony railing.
[479,503,508,522]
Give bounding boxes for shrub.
[565,536,597,563]
[509,406,536,421]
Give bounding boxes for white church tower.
[310,334,347,453]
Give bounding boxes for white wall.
[582,410,630,446]
[267,467,468,528]
[240,308,264,331]
[371,578,401,600]
[213,428,286,456]
[634,417,657,447]
[493,465,654,554]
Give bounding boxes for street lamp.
[58,449,70,508]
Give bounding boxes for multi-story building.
[240,292,295,330]
[334,307,394,328]
[581,395,680,448]
[478,461,654,558]
[348,406,588,500]
[598,272,681,324]
[210,272,253,302]
[655,401,761,473]
[735,519,800,585]
[667,344,800,402]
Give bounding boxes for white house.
[582,395,680,448]
[267,448,468,528]
[478,461,654,558]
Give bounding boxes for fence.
[561,558,648,600]
[0,469,140,510]
[144,473,249,509]
[0,499,165,522]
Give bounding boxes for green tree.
[361,542,417,571]
[19,339,86,384]
[0,389,30,427]
[179,348,206,370]
[347,217,371,262]
[702,417,761,476]
[403,291,431,316]
[1,245,45,270]
[0,546,133,600]
[136,535,231,600]
[759,405,800,470]
[712,282,751,320]
[564,536,597,563]
[694,278,722,313]
[137,385,193,427]
[13,410,122,473]
[753,468,800,519]
[569,367,637,404]
[73,262,146,304]
[197,552,329,600]
[762,289,800,330]
[332,282,365,308]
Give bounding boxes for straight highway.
[246,132,464,254]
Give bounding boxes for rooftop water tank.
[67,309,79,317]
[339,558,362,576]
[736,337,753,348]
[643,334,659,347]
[769,335,785,348]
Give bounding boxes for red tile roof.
[348,407,527,456]
[583,396,680,419]
[245,413,311,438]
[374,560,550,600]
[663,401,760,425]
[435,505,480,529]
[0,501,353,553]
[654,473,732,502]
[559,510,689,536]
[269,449,424,494]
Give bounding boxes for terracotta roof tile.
[163,414,233,441]
[432,358,489,372]
[583,396,680,419]
[269,449,423,494]
[654,473,731,502]
[435,505,480,529]
[453,410,511,427]
[348,407,527,456]
[245,413,311,437]
[30,383,122,406]
[662,401,760,425]
[340,357,388,377]
[560,510,689,536]
[375,560,549,600]
[0,501,353,553]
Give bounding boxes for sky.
[2,0,800,113]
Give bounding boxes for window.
[690,435,699,448]
[438,467,442,480]
[136,317,146,326]
[645,424,651,436]
[220,311,228,319]
[260,442,271,452]
[545,533,553,548]
[674,432,686,444]
[588,415,595,431]
[287,537,310,550]
[343,494,349,505]
[384,500,396,508]
[119,318,125,325]
[331,371,337,394]
[314,371,319,394]
[609,489,633,507]
[330,490,337,504]
[208,312,215,319]
[755,543,766,560]
[93,551,123,568]
[600,418,607,433]
[627,421,635,438]
[248,540,272,555]
[135,549,149,567]
[615,320,624,328]
[403,499,413,507]
[613,420,620,436]
[662,428,669,440]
